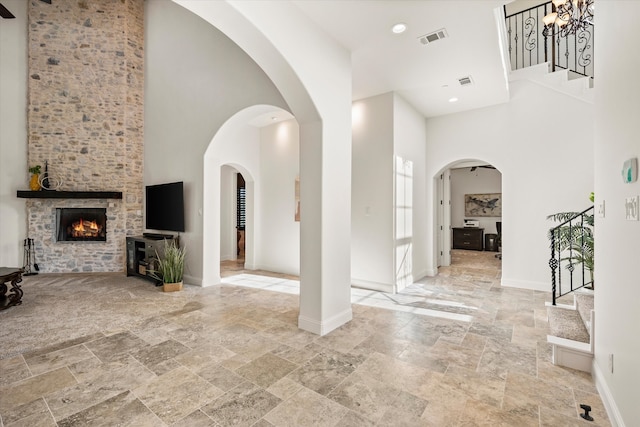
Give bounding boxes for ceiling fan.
[469,165,496,172]
[0,0,51,19]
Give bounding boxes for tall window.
[237,174,246,230]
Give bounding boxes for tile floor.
[0,250,609,426]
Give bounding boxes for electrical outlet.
[625,196,639,221]
[598,200,605,218]
[608,354,614,373]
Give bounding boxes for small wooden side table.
[0,267,24,310]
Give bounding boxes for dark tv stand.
[126,235,179,285]
[142,232,174,240]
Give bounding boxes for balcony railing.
[505,2,594,79]
[548,206,594,305]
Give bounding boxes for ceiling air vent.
[418,28,448,45]
[458,76,473,86]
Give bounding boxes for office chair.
[495,221,502,260]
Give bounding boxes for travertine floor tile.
[476,338,537,380]
[171,409,217,427]
[201,381,281,426]
[236,352,298,388]
[0,397,50,426]
[440,365,505,408]
[56,391,160,427]
[0,367,76,413]
[264,386,347,427]
[24,344,95,376]
[0,251,612,426]
[355,352,442,400]
[327,371,402,422]
[0,356,31,387]
[83,331,149,363]
[46,355,156,421]
[133,366,223,424]
[286,349,364,396]
[503,371,577,418]
[457,398,539,427]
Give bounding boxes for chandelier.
[542,0,594,38]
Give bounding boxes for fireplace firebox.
[55,208,107,242]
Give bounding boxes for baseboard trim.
[298,308,352,336]
[183,274,223,287]
[423,268,438,277]
[501,277,548,292]
[593,360,625,427]
[253,264,300,277]
[351,278,394,293]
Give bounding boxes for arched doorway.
[219,165,254,273]
[434,159,503,271]
[203,105,286,287]
[175,0,354,335]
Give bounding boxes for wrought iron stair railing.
[549,206,594,305]
[505,2,594,79]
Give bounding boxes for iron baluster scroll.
[505,1,594,80]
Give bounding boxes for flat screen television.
[145,181,185,232]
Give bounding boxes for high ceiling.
[292,0,511,118]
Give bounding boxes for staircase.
[547,289,594,372]
[510,62,594,104]
[504,1,594,103]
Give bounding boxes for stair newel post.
[580,214,586,288]
[550,230,558,305]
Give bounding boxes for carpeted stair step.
[575,291,594,333]
[548,305,590,344]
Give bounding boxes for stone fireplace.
[25,0,145,273]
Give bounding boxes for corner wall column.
[298,119,353,336]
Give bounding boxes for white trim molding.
[501,277,548,292]
[593,360,625,427]
[298,308,352,336]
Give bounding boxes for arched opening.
[175,0,354,335]
[433,159,503,272]
[203,105,299,288]
[219,165,254,275]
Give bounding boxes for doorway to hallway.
[436,160,502,273]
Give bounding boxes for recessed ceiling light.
[449,97,458,103]
[271,116,278,121]
[391,23,407,34]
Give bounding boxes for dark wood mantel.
[17,190,123,199]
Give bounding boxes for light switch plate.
[597,201,605,218]
[625,196,639,221]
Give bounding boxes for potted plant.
[152,240,186,292]
[28,165,42,191]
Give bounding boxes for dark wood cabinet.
[126,235,179,284]
[453,227,484,251]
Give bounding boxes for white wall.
[425,79,593,291]
[394,94,429,281]
[450,166,502,234]
[351,94,395,291]
[0,0,27,266]
[145,1,288,285]
[257,119,300,275]
[350,93,429,291]
[593,3,640,425]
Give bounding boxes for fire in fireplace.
[55,208,107,242]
